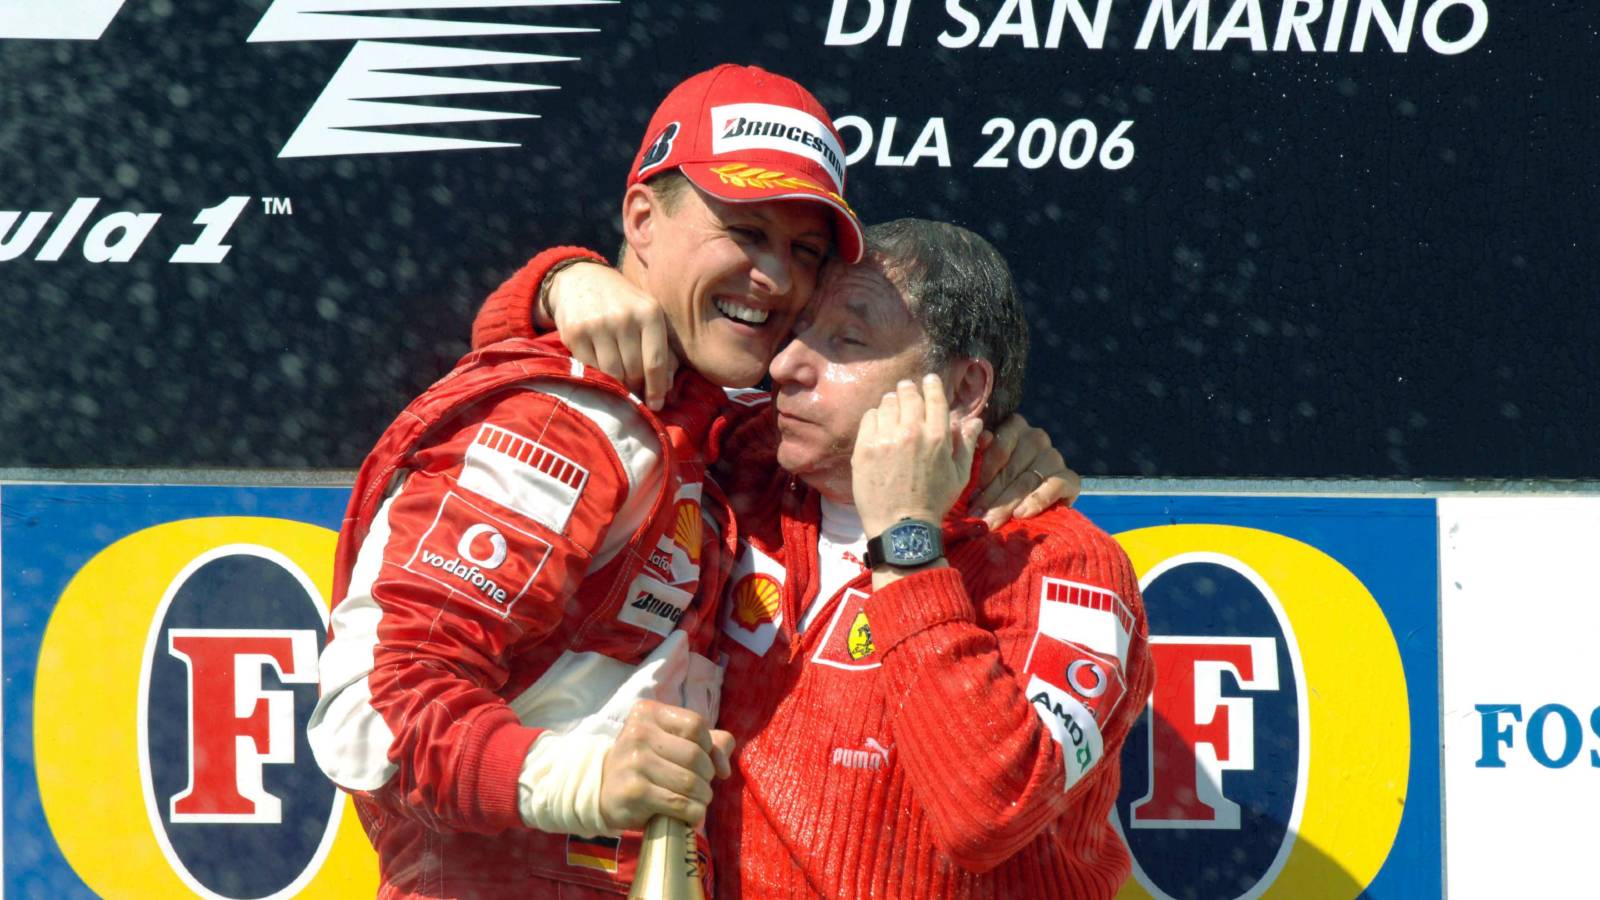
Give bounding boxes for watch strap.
[865,518,944,570]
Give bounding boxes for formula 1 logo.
[0,1,609,158]
[246,1,611,158]
[1,196,250,265]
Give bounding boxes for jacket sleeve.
[471,246,607,349]
[863,526,1154,872]
[308,386,638,834]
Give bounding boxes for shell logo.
[672,500,702,563]
[732,573,781,628]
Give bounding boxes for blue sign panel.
[2,486,1439,898]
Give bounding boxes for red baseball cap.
[627,64,865,264]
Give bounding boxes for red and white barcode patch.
[724,388,773,409]
[1036,577,1133,667]
[459,423,589,533]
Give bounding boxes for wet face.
[768,260,940,499]
[637,185,833,388]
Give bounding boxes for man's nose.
[749,247,796,299]
[768,335,814,386]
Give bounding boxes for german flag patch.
[567,834,620,873]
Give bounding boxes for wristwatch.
[865,518,945,570]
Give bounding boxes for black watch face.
[888,522,938,564]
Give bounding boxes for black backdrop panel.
[2,0,1595,476]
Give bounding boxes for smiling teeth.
[715,299,770,325]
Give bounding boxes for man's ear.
[946,357,995,424]
[620,183,659,267]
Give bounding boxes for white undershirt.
[799,497,869,633]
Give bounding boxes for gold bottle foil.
[627,816,705,900]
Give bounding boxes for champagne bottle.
[627,815,705,900]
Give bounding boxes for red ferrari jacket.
[309,333,737,898]
[710,408,1155,898]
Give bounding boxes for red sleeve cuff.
[471,246,607,349]
[456,718,544,832]
[865,566,976,656]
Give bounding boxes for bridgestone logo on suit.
[631,593,683,625]
[617,575,693,637]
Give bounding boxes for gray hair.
[863,218,1028,428]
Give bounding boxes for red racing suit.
[709,405,1156,899]
[308,332,737,898]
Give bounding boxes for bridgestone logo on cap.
[710,103,845,191]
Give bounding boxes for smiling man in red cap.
[307,64,867,899]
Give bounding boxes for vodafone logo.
[1068,659,1108,699]
[456,523,507,570]
[402,492,551,616]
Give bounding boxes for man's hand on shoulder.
[544,261,679,411]
[598,699,734,830]
[970,413,1081,529]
